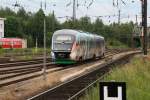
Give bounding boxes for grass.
[79,84,99,100]
[0,48,51,56]
[0,48,51,61]
[79,56,150,100]
[0,48,51,55]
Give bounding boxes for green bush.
[106,38,128,49]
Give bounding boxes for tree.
[0,7,16,17]
[26,9,45,47]
[78,16,93,32]
[5,16,23,37]
[93,18,104,35]
[62,20,74,29]
[17,7,29,20]
[46,13,61,33]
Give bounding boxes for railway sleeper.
[0,69,39,80]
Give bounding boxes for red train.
[0,38,27,48]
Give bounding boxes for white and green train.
[51,29,105,64]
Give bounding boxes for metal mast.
[118,9,121,24]
[43,0,47,80]
[142,0,147,55]
[72,0,76,22]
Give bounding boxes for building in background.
[0,38,27,48]
[0,18,6,38]
[0,17,27,48]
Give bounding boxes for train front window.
[56,35,72,41]
[53,35,75,51]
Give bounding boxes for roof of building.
[0,18,6,20]
[0,38,22,41]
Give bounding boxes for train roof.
[54,29,78,35]
[0,38,23,41]
[53,29,104,39]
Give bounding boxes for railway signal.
[100,82,126,100]
[115,0,147,54]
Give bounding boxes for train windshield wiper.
[54,41,72,44]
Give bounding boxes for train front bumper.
[55,59,76,64]
[51,50,76,64]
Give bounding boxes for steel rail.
[0,49,134,88]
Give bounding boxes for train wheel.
[101,53,105,58]
[93,54,96,60]
[79,57,82,62]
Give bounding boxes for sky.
[0,0,150,25]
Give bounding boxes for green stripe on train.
[55,59,76,64]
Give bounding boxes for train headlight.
[51,52,55,59]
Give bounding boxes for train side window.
[4,41,8,45]
[15,41,18,45]
[8,42,10,45]
[4,42,6,45]
[83,40,85,46]
[89,39,91,48]
[81,40,84,46]
[13,42,15,45]
[90,39,92,48]
[91,39,93,48]
[9,41,11,45]
[92,39,94,48]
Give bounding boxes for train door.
[75,35,81,60]
[88,37,92,59]
[100,39,105,56]
[80,37,84,60]
[87,36,91,59]
[83,36,87,60]
[78,36,81,59]
[84,35,88,59]
[83,36,86,60]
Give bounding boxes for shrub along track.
[27,49,140,100]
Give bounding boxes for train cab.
[51,30,77,64]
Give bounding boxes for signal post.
[141,0,147,55]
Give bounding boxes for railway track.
[0,58,55,87]
[0,56,51,63]
[0,58,51,68]
[28,49,140,100]
[0,49,135,88]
